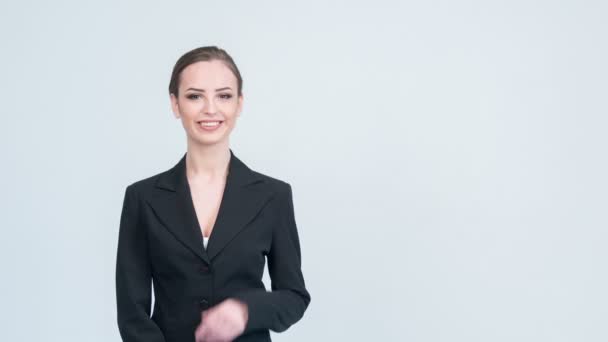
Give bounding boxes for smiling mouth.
[197,120,224,127]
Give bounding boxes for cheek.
[178,101,201,117]
[219,102,240,119]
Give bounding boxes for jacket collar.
[145,148,273,264]
[155,148,262,192]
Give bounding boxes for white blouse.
[203,236,209,249]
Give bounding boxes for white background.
[0,0,606,341]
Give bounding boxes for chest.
[189,181,225,237]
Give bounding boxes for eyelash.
[186,94,232,100]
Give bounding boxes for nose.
[203,97,217,115]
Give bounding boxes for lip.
[196,120,224,132]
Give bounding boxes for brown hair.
[168,46,243,97]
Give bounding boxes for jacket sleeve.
[233,183,311,334]
[116,185,166,342]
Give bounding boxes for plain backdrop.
[0,0,606,341]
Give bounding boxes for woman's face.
[170,60,243,147]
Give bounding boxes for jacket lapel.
[145,148,273,265]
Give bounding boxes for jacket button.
[199,299,210,310]
[200,265,210,273]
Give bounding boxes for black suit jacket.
[116,149,311,342]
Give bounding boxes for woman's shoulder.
[249,168,291,191]
[124,169,170,196]
[120,157,176,196]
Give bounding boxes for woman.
[116,46,311,342]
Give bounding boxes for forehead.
[179,60,237,89]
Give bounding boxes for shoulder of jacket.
[125,168,169,194]
[250,169,291,193]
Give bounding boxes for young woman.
[116,46,311,342]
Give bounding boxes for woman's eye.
[187,94,201,100]
[219,94,233,100]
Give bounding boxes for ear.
[170,93,180,118]
[236,93,244,117]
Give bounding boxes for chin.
[187,123,233,144]
[189,134,227,146]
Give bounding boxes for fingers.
[195,320,206,342]
[196,310,211,342]
[197,309,229,342]
[196,303,242,342]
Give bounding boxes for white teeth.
[200,121,221,127]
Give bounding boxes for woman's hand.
[195,298,249,342]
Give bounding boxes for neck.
[185,140,231,182]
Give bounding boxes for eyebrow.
[185,87,232,92]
